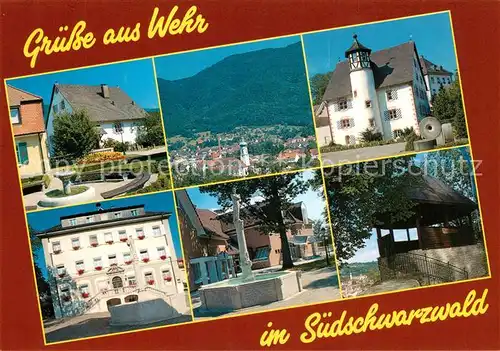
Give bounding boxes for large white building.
[38,204,188,319]
[319,35,432,145]
[419,56,454,104]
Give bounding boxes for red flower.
[164,276,172,282]
[77,269,84,275]
[147,280,155,285]
[125,260,132,265]
[95,266,102,271]
[106,240,113,245]
[91,243,98,247]
[142,258,150,263]
[81,292,89,298]
[138,235,145,240]
[160,255,167,260]
[120,238,128,242]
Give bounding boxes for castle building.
[321,35,432,145]
[419,56,454,103]
[37,204,188,318]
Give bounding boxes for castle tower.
[345,35,385,139]
[239,140,250,167]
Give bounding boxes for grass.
[45,186,88,198]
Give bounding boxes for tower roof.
[345,34,372,57]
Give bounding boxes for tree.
[313,158,422,265]
[135,112,165,148]
[431,74,467,139]
[200,173,310,269]
[359,128,383,143]
[312,220,331,265]
[52,110,99,160]
[309,71,332,105]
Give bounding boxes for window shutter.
[384,110,390,121]
[18,142,29,165]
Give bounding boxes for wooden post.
[406,228,411,241]
[416,207,424,250]
[376,228,384,257]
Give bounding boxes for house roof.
[323,41,418,101]
[7,85,42,106]
[55,84,147,123]
[196,209,230,240]
[345,34,372,57]
[419,56,452,75]
[407,175,476,208]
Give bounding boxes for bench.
[101,172,151,199]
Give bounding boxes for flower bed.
[81,292,89,298]
[142,258,150,263]
[78,152,126,165]
[147,280,155,285]
[160,255,167,260]
[164,276,172,282]
[77,269,85,275]
[95,266,102,271]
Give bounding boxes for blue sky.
[7,59,159,109]
[28,191,182,278]
[348,146,475,263]
[154,36,301,81]
[303,12,457,77]
[183,170,325,222]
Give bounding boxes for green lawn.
[45,186,88,198]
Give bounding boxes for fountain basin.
[38,186,96,207]
[198,271,302,311]
[109,297,184,327]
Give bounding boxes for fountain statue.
[54,171,76,195]
[231,191,254,281]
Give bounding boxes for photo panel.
[6,58,172,213]
[27,191,192,344]
[303,12,469,166]
[321,146,489,298]
[175,169,341,319]
[154,36,319,189]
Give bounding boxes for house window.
[123,252,131,263]
[71,238,80,250]
[128,275,137,286]
[339,119,352,129]
[144,272,154,284]
[386,89,397,101]
[337,99,348,111]
[254,247,270,260]
[157,247,166,259]
[136,228,145,239]
[104,232,113,244]
[152,226,161,237]
[114,212,121,219]
[108,254,117,266]
[140,249,149,261]
[369,118,375,128]
[432,89,436,94]
[56,264,66,277]
[393,129,404,138]
[131,209,139,216]
[60,285,71,303]
[93,257,103,268]
[447,78,451,84]
[365,100,372,108]
[86,216,94,223]
[75,260,84,271]
[113,122,123,133]
[79,284,89,294]
[53,104,59,114]
[69,218,77,226]
[89,235,98,247]
[16,142,29,165]
[388,109,400,121]
[52,241,61,253]
[60,100,65,110]
[10,107,20,124]
[431,77,435,83]
[162,269,172,282]
[118,230,127,242]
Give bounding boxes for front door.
[112,276,123,288]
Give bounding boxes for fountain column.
[231,192,254,281]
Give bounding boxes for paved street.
[194,267,341,319]
[321,142,407,166]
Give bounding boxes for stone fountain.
[197,189,303,312]
[38,170,95,208]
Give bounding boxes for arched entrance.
[124,294,139,303]
[106,298,121,310]
[112,276,123,288]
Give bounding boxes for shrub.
[77,152,126,164]
[404,130,421,151]
[114,142,130,153]
[102,139,119,149]
[360,128,383,143]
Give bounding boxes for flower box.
[160,255,167,260]
[138,235,145,240]
[125,260,132,265]
[106,240,114,245]
[95,266,102,271]
[73,246,80,250]
[147,280,155,285]
[81,292,89,298]
[164,276,172,282]
[53,249,61,254]
[120,238,128,242]
[62,295,71,302]
[77,269,85,275]
[142,258,150,263]
[91,242,98,247]
[58,273,66,278]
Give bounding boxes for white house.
[37,204,188,319]
[46,83,147,154]
[314,102,334,147]
[320,35,432,145]
[419,56,454,104]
